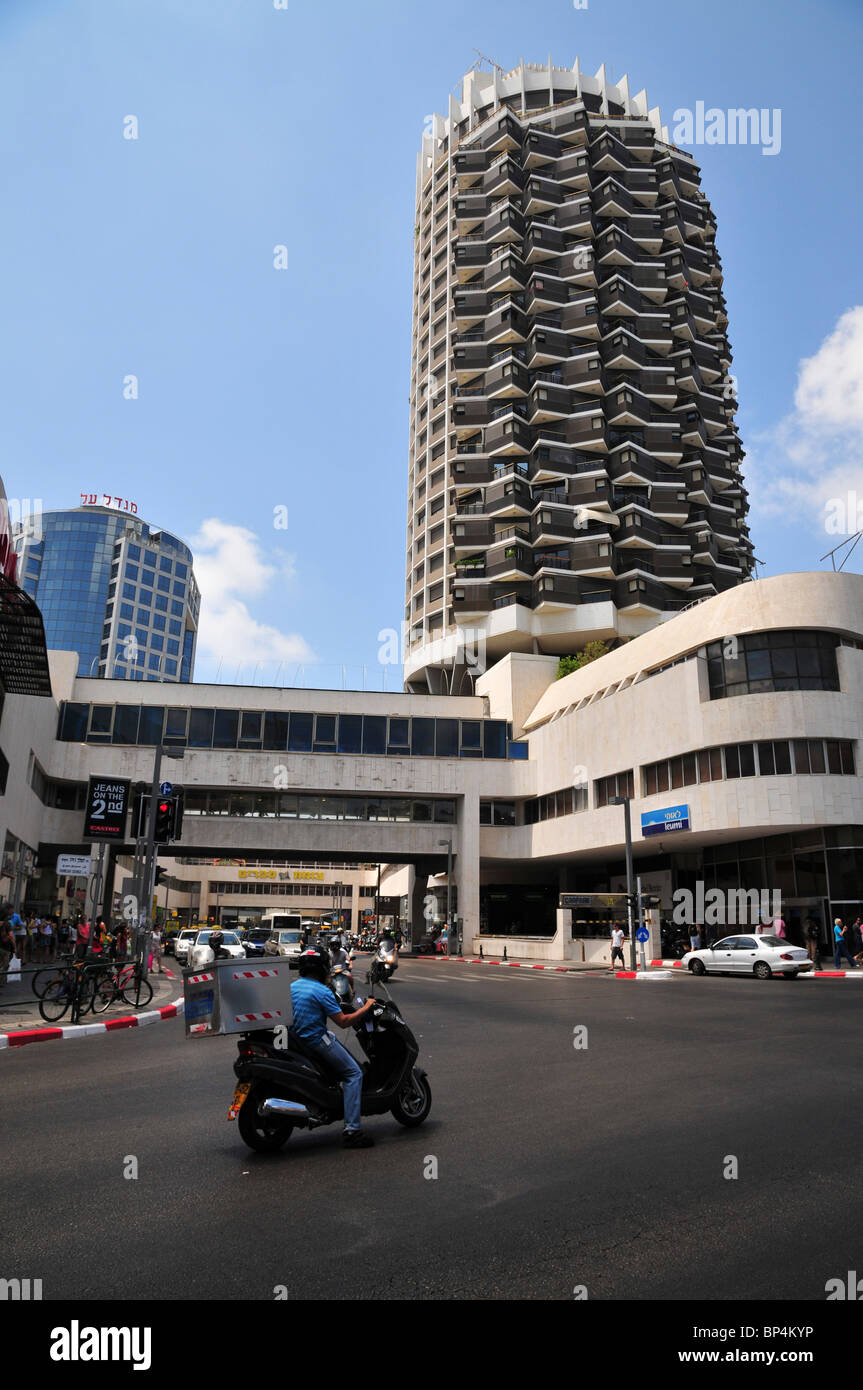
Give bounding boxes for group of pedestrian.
[832,916,863,970]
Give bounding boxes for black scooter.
[229,981,431,1153]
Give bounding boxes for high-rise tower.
[14,502,199,681]
[404,60,753,694]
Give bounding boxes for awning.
[0,573,52,695]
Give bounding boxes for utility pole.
[613,796,637,970]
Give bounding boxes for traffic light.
[154,866,166,888]
[154,799,175,844]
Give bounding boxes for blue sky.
[2,0,861,686]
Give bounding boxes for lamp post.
[439,838,454,955]
[611,795,637,971]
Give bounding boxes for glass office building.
[13,505,199,681]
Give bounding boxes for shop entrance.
[782,898,828,953]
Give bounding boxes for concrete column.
[459,785,480,948]
[410,873,427,940]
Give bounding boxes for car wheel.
[689,958,706,976]
[753,960,772,980]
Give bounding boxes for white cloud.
[747,307,863,539]
[190,518,315,679]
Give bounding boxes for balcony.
[593,178,634,218]
[598,276,645,318]
[627,214,663,252]
[524,130,562,166]
[548,105,589,144]
[485,415,532,457]
[524,224,567,263]
[561,349,604,393]
[485,251,527,294]
[556,197,595,236]
[482,156,525,198]
[483,203,525,244]
[525,178,564,216]
[486,545,533,581]
[455,194,490,231]
[556,150,590,188]
[451,519,492,552]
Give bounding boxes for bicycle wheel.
[90,970,117,1015]
[78,971,98,1015]
[38,975,72,1022]
[31,968,58,998]
[121,974,153,1008]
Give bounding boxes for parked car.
[189,929,246,970]
[173,928,200,965]
[683,934,813,979]
[264,926,305,967]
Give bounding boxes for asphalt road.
[3,961,862,1301]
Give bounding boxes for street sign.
[84,776,131,841]
[636,927,650,943]
[159,781,173,796]
[641,804,691,837]
[57,853,92,876]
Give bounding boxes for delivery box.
[184,959,291,1038]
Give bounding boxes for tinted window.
[213,710,239,749]
[436,719,459,758]
[483,721,506,759]
[338,714,362,754]
[362,715,386,755]
[264,711,290,750]
[411,719,435,756]
[288,712,312,752]
[113,705,140,744]
[138,706,165,745]
[189,708,215,747]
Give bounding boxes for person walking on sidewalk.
[0,912,16,990]
[805,914,822,969]
[609,923,626,970]
[149,926,163,974]
[833,918,858,970]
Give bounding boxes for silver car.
[683,934,813,979]
[173,928,199,965]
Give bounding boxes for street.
[2,960,862,1301]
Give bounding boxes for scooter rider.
[290,947,377,1149]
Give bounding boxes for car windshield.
[759,935,788,948]
[198,931,240,944]
[278,931,301,943]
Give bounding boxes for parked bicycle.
[90,959,153,1014]
[38,961,99,1022]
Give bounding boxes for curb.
[615,970,675,980]
[650,959,685,969]
[799,970,863,979]
[0,996,186,1051]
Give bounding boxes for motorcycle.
[368,937,398,987]
[229,978,431,1153]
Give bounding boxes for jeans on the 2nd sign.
[304,1031,364,1131]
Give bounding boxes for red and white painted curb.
[650,959,686,969]
[616,969,675,980]
[799,970,863,979]
[0,996,186,1050]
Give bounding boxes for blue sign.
[159,781,173,796]
[637,927,650,943]
[641,804,690,837]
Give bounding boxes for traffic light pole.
[138,745,163,981]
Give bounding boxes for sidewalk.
[0,964,179,1034]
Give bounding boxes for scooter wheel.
[237,1088,294,1153]
[390,1072,432,1127]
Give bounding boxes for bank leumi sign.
[641,804,691,837]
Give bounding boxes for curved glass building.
[13,504,199,681]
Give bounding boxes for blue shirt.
[290,978,341,1043]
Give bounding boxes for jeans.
[834,940,857,969]
[304,1031,364,1132]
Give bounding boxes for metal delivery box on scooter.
[183,960,289,1038]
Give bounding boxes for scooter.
[368,936,398,987]
[229,982,431,1153]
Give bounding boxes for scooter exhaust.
[260,1098,310,1123]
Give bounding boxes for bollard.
[503,945,507,961]
[479,944,483,959]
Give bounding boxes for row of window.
[706,631,840,699]
[117,587,186,617]
[209,882,377,898]
[479,800,518,826]
[57,704,517,760]
[180,791,457,823]
[643,738,855,794]
[121,565,186,597]
[125,544,188,579]
[523,785,589,824]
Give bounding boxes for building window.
[594,770,634,808]
[706,630,840,699]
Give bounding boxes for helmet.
[297,947,331,982]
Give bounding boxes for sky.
[1,0,861,688]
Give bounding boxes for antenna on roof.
[471,48,505,76]
[820,532,863,573]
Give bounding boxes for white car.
[189,929,246,970]
[683,934,813,979]
[173,928,199,965]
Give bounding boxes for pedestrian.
[74,917,91,961]
[805,914,822,968]
[833,918,858,970]
[150,926,163,974]
[0,912,16,990]
[42,916,54,961]
[772,915,787,939]
[610,922,626,970]
[851,915,863,966]
[10,909,26,963]
[689,924,702,952]
[58,919,71,957]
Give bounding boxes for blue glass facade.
[14,507,198,681]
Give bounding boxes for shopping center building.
[1,570,862,960]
